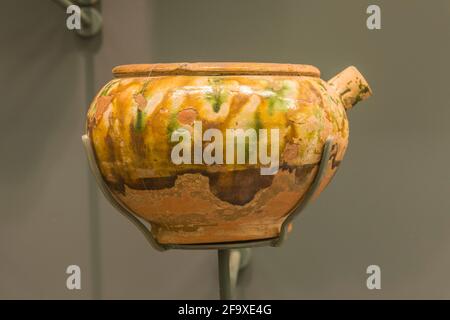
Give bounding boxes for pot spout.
[328,66,372,110]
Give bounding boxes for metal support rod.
[218,248,252,300]
[273,137,334,247]
[218,249,233,300]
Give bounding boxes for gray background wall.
[1,0,449,299]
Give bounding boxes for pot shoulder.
[87,75,348,178]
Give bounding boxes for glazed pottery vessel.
[86,62,372,244]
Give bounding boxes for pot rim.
[112,62,320,78]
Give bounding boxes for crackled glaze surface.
[86,63,371,244]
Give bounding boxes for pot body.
[86,65,369,244]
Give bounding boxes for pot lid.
[112,62,320,78]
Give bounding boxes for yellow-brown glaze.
[86,63,371,244]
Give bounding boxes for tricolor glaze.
[86,63,371,244]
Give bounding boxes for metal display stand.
[82,134,333,299]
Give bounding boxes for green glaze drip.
[352,82,370,105]
[135,110,145,132]
[101,80,119,96]
[254,111,263,136]
[267,84,290,115]
[206,78,227,113]
[134,80,153,132]
[166,111,179,141]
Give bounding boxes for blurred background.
[1,0,449,299]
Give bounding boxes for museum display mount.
[83,62,372,299]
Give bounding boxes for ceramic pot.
[86,63,372,244]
